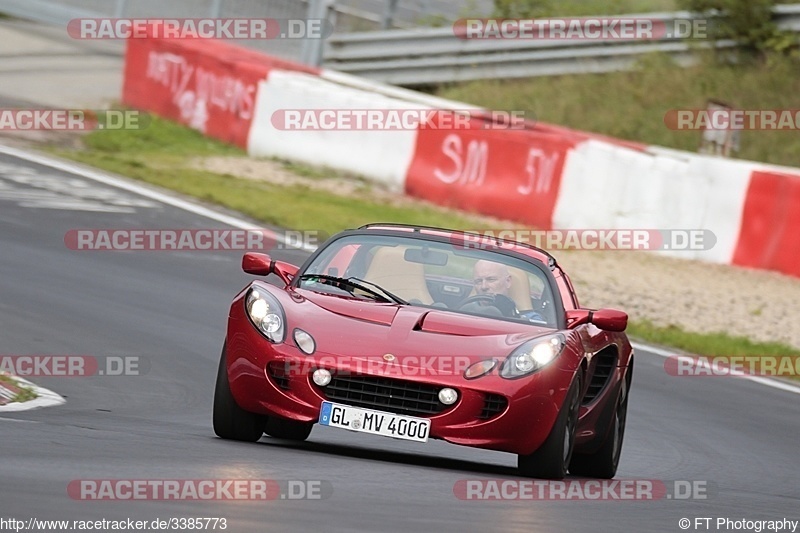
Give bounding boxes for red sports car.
[214,224,633,479]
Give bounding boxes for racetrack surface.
[1,148,798,533]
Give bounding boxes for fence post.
[302,0,332,66]
[114,0,128,17]
[381,0,400,29]
[210,0,223,18]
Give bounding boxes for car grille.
[478,394,508,419]
[267,362,291,390]
[319,374,449,417]
[583,351,617,404]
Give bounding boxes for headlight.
[246,286,286,343]
[501,334,565,379]
[464,359,497,380]
[293,329,316,355]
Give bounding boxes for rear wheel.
[213,343,266,442]
[569,368,631,479]
[517,373,582,480]
[264,416,313,441]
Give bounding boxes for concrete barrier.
[248,70,421,190]
[122,36,800,278]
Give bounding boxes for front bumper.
[226,314,583,456]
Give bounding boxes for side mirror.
[591,309,628,332]
[566,309,591,329]
[242,252,273,276]
[566,308,628,332]
[242,253,299,286]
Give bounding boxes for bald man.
[472,260,513,298]
[467,260,545,323]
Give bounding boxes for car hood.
[292,289,553,360]
[300,289,399,326]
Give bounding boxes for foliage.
[678,0,798,56]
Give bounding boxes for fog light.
[313,368,332,387]
[438,388,458,405]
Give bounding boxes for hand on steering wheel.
[459,294,517,317]
[459,294,497,307]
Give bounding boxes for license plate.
[318,401,430,443]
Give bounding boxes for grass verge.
[48,116,798,370]
[436,54,800,168]
[629,320,800,357]
[629,321,800,380]
[51,117,490,235]
[419,0,679,26]
[488,0,796,17]
[499,0,678,16]
[0,374,38,403]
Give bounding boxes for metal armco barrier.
[323,5,800,84]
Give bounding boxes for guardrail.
[323,4,800,85]
[0,0,490,44]
[0,0,426,64]
[3,0,799,83]
[0,0,315,63]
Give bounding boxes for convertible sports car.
[214,224,633,479]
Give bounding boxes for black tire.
[518,373,582,480]
[569,368,631,479]
[264,416,313,441]
[213,343,266,442]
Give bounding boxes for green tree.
[677,0,795,56]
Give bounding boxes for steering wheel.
[459,294,497,308]
[459,294,517,318]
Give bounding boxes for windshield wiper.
[297,274,406,305]
[345,277,407,305]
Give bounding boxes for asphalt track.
[1,146,798,533]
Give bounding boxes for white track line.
[2,143,798,397]
[0,142,312,412]
[631,341,800,395]
[0,144,316,252]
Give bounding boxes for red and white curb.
[0,375,65,413]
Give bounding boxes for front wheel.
[213,343,266,442]
[569,368,631,479]
[517,373,582,480]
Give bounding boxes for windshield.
[297,234,558,328]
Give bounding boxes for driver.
[466,260,545,322]
[473,259,513,299]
